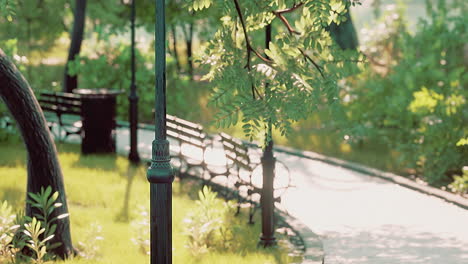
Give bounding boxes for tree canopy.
[191,0,363,141]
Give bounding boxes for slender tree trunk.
[171,25,181,72]
[259,24,276,247]
[182,22,194,79]
[26,18,32,79]
[328,7,359,50]
[63,0,87,93]
[0,49,74,258]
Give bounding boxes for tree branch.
[232,0,252,70]
[272,3,304,35]
[299,48,325,79]
[275,2,304,14]
[232,0,271,99]
[361,52,387,67]
[275,13,301,35]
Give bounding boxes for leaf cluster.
[195,0,362,140]
[0,187,68,263]
[27,186,69,253]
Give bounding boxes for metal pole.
[259,24,277,247]
[128,0,140,163]
[147,0,174,263]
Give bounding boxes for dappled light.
[1,0,467,263]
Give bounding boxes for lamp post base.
[258,235,277,248]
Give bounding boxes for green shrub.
[449,166,468,194]
[342,0,468,185]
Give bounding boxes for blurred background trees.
[0,0,467,193]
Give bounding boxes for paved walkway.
[114,127,468,264]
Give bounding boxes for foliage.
[67,38,154,122]
[183,186,236,256]
[0,187,68,264]
[0,116,18,143]
[27,186,69,252]
[195,0,362,141]
[23,217,52,264]
[0,39,27,73]
[0,0,16,19]
[342,0,468,185]
[67,35,205,123]
[0,0,68,55]
[0,200,18,263]
[449,167,468,194]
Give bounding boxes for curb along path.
[272,145,468,210]
[276,152,468,264]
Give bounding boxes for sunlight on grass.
[0,142,301,264]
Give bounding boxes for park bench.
[219,132,293,224]
[38,91,82,140]
[138,115,217,177]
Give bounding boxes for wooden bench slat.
[167,126,205,140]
[40,91,81,100]
[167,115,203,132]
[39,98,81,108]
[38,91,83,140]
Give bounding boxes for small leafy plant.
[27,186,69,252]
[23,217,53,264]
[184,186,235,256]
[0,186,69,263]
[0,200,18,263]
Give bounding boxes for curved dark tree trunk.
[0,49,74,258]
[329,7,359,50]
[63,0,87,93]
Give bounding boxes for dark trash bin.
[73,88,123,154]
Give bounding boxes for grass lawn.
[0,141,301,264]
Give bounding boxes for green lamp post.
[146,0,174,263]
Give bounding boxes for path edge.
[272,145,468,210]
[275,209,325,264]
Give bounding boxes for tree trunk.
[259,24,276,247]
[0,49,74,258]
[171,25,181,72]
[329,7,359,50]
[63,0,87,93]
[182,22,194,79]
